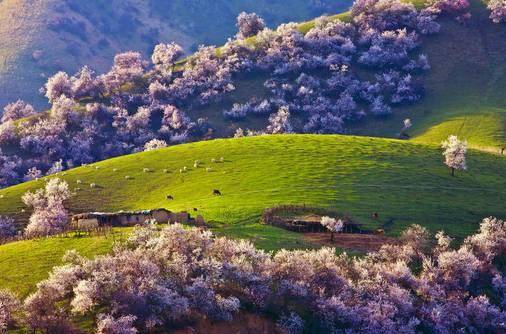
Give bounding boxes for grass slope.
[352,1,506,151]
[168,1,506,151]
[0,232,123,298]
[0,134,505,297]
[1,134,505,240]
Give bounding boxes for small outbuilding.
[71,209,199,228]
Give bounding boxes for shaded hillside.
[0,0,351,108]
[351,1,506,150]
[1,135,505,242]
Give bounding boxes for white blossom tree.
[0,289,20,333]
[44,71,72,103]
[22,178,71,237]
[441,135,467,176]
[320,216,344,241]
[488,0,506,23]
[152,42,184,72]
[236,12,266,39]
[144,139,168,152]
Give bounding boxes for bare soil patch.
[304,233,398,253]
[173,312,280,334]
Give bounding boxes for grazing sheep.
[167,195,174,200]
[194,160,201,168]
[143,168,151,173]
[206,167,213,173]
[76,180,82,184]
[75,187,81,191]
[219,157,224,162]
[125,175,132,180]
[113,168,118,172]
[95,166,100,170]
[211,158,216,163]
[213,189,222,196]
[183,166,188,172]
[163,169,169,173]
[90,183,97,188]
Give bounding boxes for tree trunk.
[330,232,334,242]
[451,168,455,176]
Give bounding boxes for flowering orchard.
[0,0,477,188]
[0,217,503,333]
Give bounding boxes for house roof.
[72,208,172,219]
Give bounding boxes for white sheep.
[219,157,224,162]
[143,168,151,173]
[113,168,118,172]
[211,158,216,163]
[194,160,200,168]
[76,180,82,184]
[163,169,169,173]
[90,183,97,188]
[95,166,100,170]
[206,167,213,173]
[125,175,132,180]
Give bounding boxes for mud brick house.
[71,209,203,228]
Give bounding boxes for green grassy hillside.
[0,231,123,298]
[352,1,506,151]
[1,134,505,297]
[168,0,506,152]
[1,135,504,240]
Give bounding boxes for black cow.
[167,195,174,200]
[213,189,222,196]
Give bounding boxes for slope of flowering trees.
[0,217,502,333]
[0,0,473,188]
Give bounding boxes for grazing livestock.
[213,189,222,196]
[167,195,174,200]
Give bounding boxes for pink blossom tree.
[1,100,36,122]
[0,289,20,333]
[44,71,72,103]
[22,178,71,237]
[488,0,506,23]
[236,12,266,39]
[152,42,184,73]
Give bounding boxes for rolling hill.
[0,0,505,304]
[1,134,505,296]
[0,0,351,109]
[350,1,506,151]
[1,134,504,239]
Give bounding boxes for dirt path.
[304,233,397,253]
